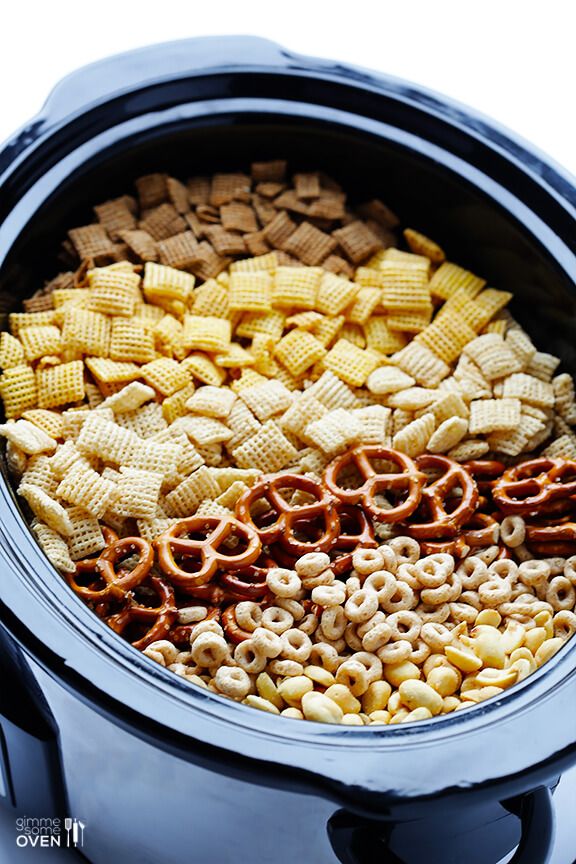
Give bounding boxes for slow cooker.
[0,36,575,864]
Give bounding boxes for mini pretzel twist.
[407,455,479,539]
[155,515,262,590]
[68,531,153,604]
[493,457,576,515]
[105,574,177,650]
[333,504,378,550]
[324,446,426,523]
[235,473,340,555]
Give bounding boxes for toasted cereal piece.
[463,334,523,381]
[0,365,38,418]
[142,261,195,311]
[228,271,272,313]
[113,467,164,519]
[210,467,259,492]
[285,311,324,331]
[346,287,382,326]
[125,439,181,476]
[448,439,491,461]
[20,455,58,495]
[229,369,268,393]
[115,402,167,438]
[416,313,476,364]
[19,326,62,363]
[214,343,254,369]
[305,370,361,410]
[135,173,168,209]
[31,519,75,573]
[474,288,513,320]
[305,408,363,456]
[118,228,158,262]
[488,410,545,456]
[186,385,236,419]
[427,417,468,453]
[280,393,328,440]
[526,351,560,382]
[236,310,286,341]
[37,361,84,409]
[86,267,141,317]
[139,203,187,242]
[403,228,445,264]
[239,379,293,422]
[332,221,381,264]
[61,308,111,358]
[195,443,224,467]
[281,222,337,266]
[226,400,262,450]
[20,409,63,441]
[232,421,298,472]
[59,408,91,442]
[380,261,431,313]
[387,309,433,334]
[134,304,165,332]
[68,224,116,264]
[0,332,26,369]
[153,315,184,359]
[366,366,415,394]
[77,414,139,464]
[272,266,322,309]
[85,358,141,386]
[392,341,450,388]
[159,384,194,425]
[177,415,233,446]
[0,419,57,455]
[9,310,55,338]
[190,279,229,319]
[210,172,251,206]
[109,318,156,364]
[52,288,90,309]
[315,273,358,316]
[501,373,555,408]
[19,483,73,536]
[136,517,179,543]
[195,499,233,519]
[101,382,156,413]
[182,315,231,353]
[164,466,221,517]
[392,413,435,457]
[94,197,137,239]
[274,329,327,378]
[66,507,105,560]
[543,434,576,460]
[352,405,392,445]
[469,398,521,434]
[362,317,407,354]
[427,393,469,424]
[323,339,378,388]
[139,358,189,397]
[181,354,226,387]
[230,252,278,274]
[339,323,366,348]
[47,440,90,479]
[251,160,287,182]
[312,315,346,348]
[429,262,486,301]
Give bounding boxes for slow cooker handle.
[327,786,555,864]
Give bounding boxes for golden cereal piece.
[110,318,156,363]
[323,338,378,388]
[87,267,141,317]
[37,361,84,409]
[31,519,75,573]
[272,266,322,309]
[403,228,445,264]
[429,261,486,301]
[0,365,38,418]
[181,353,226,387]
[9,310,55,338]
[315,273,358,316]
[232,420,298,473]
[182,315,231,353]
[229,271,273,312]
[275,329,326,378]
[0,332,26,369]
[141,357,190,397]
[19,326,62,363]
[416,314,477,364]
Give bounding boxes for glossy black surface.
[0,36,575,863]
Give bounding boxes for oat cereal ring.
[235,472,340,555]
[324,446,426,523]
[156,514,262,590]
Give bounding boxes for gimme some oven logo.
[15,816,86,849]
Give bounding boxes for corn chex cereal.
[323,339,378,388]
[0,332,26,369]
[229,271,272,312]
[183,315,231,352]
[272,266,321,309]
[0,365,38,418]
[181,354,226,387]
[141,358,190,396]
[232,421,297,472]
[165,466,221,516]
[87,267,141,316]
[67,507,105,560]
[429,262,486,301]
[20,326,62,363]
[37,361,85,409]
[463,334,523,381]
[56,463,117,519]
[315,273,357,315]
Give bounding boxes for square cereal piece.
[501,372,555,408]
[392,412,435,457]
[281,222,337,266]
[221,202,258,234]
[86,267,141,316]
[210,173,251,207]
[139,203,187,242]
[67,506,105,560]
[215,481,251,509]
[135,173,168,209]
[392,341,450,387]
[379,259,431,313]
[272,266,322,309]
[85,357,141,385]
[190,280,230,318]
[347,287,382,325]
[68,225,116,264]
[186,385,236,419]
[31,520,75,573]
[118,229,158,262]
[429,262,486,301]
[506,328,536,366]
[416,314,477,364]
[315,272,358,315]
[182,315,231,352]
[305,408,363,456]
[226,399,261,449]
[180,354,226,387]
[339,324,365,348]
[427,392,469,424]
[110,318,156,363]
[0,332,25,369]
[164,466,221,517]
[542,434,576,460]
[56,462,117,519]
[9,310,55,338]
[306,370,361,410]
[403,228,446,264]
[363,317,407,354]
[526,351,561,382]
[125,439,181,476]
[143,261,195,311]
[177,415,233,446]
[323,338,378,387]
[240,379,293,422]
[280,393,328,440]
[229,271,272,312]
[447,439,490,461]
[236,310,285,341]
[232,420,298,472]
[48,440,90,478]
[19,326,62,363]
[37,361,84,409]
[352,405,392,446]
[332,221,381,264]
[463,334,524,380]
[141,357,190,396]
[77,414,139,464]
[166,175,191,213]
[115,402,167,438]
[474,288,513,320]
[230,252,278,273]
[309,314,345,348]
[101,382,156,414]
[21,409,63,441]
[0,419,57,455]
[0,365,38,418]
[387,309,433,334]
[113,467,164,519]
[62,308,111,358]
[251,160,287,182]
[275,329,326,378]
[468,398,521,434]
[94,196,137,240]
[18,454,57,496]
[157,231,201,271]
[285,311,324,331]
[262,211,297,247]
[214,343,255,369]
[161,384,196,424]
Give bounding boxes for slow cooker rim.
[1,37,576,798]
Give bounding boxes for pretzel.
[493,457,576,515]
[68,530,152,604]
[463,460,506,494]
[334,504,377,550]
[156,515,262,590]
[324,446,426,522]
[407,455,479,539]
[526,521,576,544]
[235,473,340,554]
[222,604,255,643]
[105,574,177,649]
[462,512,500,547]
[419,537,470,558]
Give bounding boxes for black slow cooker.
[0,36,575,864]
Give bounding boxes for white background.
[1,1,576,861]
